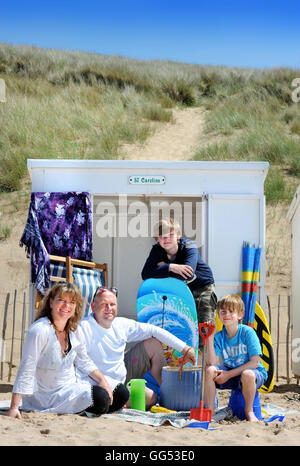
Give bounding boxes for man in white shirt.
[79,287,196,409]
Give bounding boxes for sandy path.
[123,107,207,161]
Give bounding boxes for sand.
[0,379,300,446]
[0,106,299,447]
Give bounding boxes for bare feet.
[245,410,259,422]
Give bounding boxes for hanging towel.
[20,192,93,295]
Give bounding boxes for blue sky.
[1,0,299,69]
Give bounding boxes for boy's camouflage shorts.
[192,283,217,349]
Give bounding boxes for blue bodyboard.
[137,278,199,365]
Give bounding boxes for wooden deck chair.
[35,255,108,317]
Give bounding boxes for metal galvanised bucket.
[160,365,217,411]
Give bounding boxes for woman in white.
[8,283,115,418]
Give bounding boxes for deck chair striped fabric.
[73,266,104,316]
[50,263,66,283]
[49,263,105,316]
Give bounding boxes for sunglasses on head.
[92,286,118,301]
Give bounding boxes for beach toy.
[187,421,211,429]
[150,405,176,414]
[126,379,146,411]
[228,388,262,420]
[190,322,215,422]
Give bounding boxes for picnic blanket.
[101,406,232,428]
[0,401,288,425]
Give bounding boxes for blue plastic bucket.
[160,365,218,411]
[228,388,262,420]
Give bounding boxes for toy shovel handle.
[198,322,215,345]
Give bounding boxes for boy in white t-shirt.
[204,294,267,422]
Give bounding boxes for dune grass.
[0,42,299,202]
[0,218,11,241]
[191,70,300,203]
[0,76,175,191]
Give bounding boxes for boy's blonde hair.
[216,294,245,322]
[153,218,181,240]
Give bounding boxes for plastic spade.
[190,322,215,422]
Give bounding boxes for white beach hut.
[27,159,269,320]
[286,184,300,378]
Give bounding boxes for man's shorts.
[215,365,266,391]
[124,341,151,385]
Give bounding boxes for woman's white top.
[79,315,186,390]
[13,317,98,414]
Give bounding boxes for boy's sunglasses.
[92,286,118,301]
